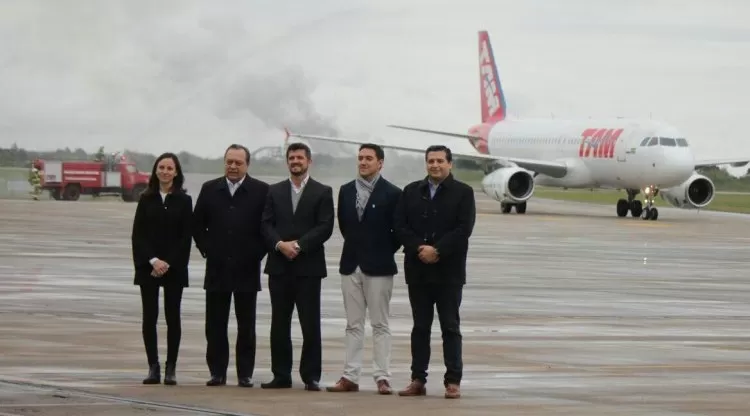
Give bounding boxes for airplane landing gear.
[616,189,642,218]
[501,201,526,214]
[641,185,659,220]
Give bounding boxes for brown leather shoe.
[444,383,461,399]
[397,379,426,396]
[325,377,359,392]
[376,379,392,395]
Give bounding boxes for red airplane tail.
[478,30,506,123]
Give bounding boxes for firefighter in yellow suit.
[28,167,42,200]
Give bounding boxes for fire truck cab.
[35,153,150,202]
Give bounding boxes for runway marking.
[0,378,259,416]
[0,403,128,407]
[620,221,671,228]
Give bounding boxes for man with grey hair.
[326,143,402,395]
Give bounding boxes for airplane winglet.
[283,127,291,145]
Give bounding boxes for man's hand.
[277,241,299,260]
[417,245,439,264]
[151,259,169,277]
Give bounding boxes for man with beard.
[260,142,334,391]
[193,144,269,387]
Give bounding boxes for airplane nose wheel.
[641,186,659,220]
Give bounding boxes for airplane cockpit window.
[647,137,659,146]
[676,138,689,147]
[660,137,677,147]
[640,137,651,146]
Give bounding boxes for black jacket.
[192,175,270,292]
[394,173,476,285]
[261,177,334,278]
[337,176,402,276]
[131,189,193,287]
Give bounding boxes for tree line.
[2,143,750,191]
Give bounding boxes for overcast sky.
[1,0,749,169]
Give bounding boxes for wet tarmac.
[1,173,749,415]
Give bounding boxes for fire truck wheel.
[130,184,147,201]
[63,184,81,201]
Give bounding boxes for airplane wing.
[694,158,750,169]
[284,128,569,178]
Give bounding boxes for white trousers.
[341,267,394,383]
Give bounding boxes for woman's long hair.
[144,152,186,196]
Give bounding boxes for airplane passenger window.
[676,138,689,147]
[647,137,658,146]
[640,137,651,146]
[660,137,677,147]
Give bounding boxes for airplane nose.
[656,148,694,186]
[672,150,695,181]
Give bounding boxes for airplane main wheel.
[516,202,527,214]
[630,200,643,217]
[616,199,629,217]
[500,202,512,214]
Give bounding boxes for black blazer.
[337,177,402,276]
[261,177,334,278]
[131,189,193,287]
[193,175,270,292]
[394,173,476,285]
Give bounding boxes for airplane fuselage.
[287,29,744,221]
[485,117,696,190]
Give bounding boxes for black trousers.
[205,290,258,378]
[140,284,184,366]
[268,274,322,384]
[407,282,463,385]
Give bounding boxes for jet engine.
[659,172,715,209]
[480,167,535,203]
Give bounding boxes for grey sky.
[1,0,749,173]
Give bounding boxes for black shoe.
[304,381,321,391]
[238,377,253,388]
[142,363,160,385]
[164,364,176,386]
[260,378,292,389]
[206,375,226,386]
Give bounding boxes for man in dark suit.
[325,143,402,395]
[260,142,334,391]
[192,144,269,388]
[394,145,476,400]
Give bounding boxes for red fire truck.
[32,153,151,201]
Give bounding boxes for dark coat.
[192,174,270,292]
[131,189,193,287]
[337,176,402,276]
[261,177,335,278]
[394,173,476,285]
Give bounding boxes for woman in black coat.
[131,152,193,385]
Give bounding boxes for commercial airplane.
[285,30,749,220]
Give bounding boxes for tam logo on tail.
[478,31,506,123]
[467,31,506,155]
